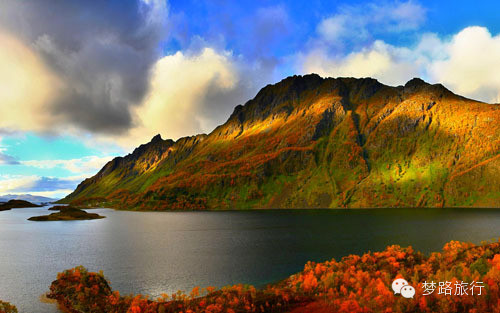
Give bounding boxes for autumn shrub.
[0,301,18,313]
[47,266,113,312]
[286,240,500,312]
[48,240,500,313]
[47,267,306,313]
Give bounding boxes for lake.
[2,207,500,312]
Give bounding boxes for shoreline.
[72,205,500,213]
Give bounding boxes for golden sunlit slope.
[62,74,500,209]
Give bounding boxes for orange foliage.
[0,301,17,313]
[46,240,500,313]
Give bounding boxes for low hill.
[0,200,41,211]
[28,206,105,221]
[62,74,500,209]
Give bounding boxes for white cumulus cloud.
[428,27,500,103]
[0,31,61,133]
[21,156,114,175]
[300,41,420,87]
[300,25,500,104]
[0,175,85,199]
[0,175,38,194]
[117,47,274,148]
[131,48,238,142]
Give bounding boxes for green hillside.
[62,75,500,209]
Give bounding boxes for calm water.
[2,207,500,312]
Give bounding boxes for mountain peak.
[403,77,430,93]
[405,77,428,88]
[150,134,163,143]
[403,77,452,97]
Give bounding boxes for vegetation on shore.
[0,199,40,211]
[0,300,17,313]
[28,206,105,221]
[45,239,500,312]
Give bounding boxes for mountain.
[0,194,57,204]
[62,74,500,209]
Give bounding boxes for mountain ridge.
[62,74,500,209]
[0,194,57,204]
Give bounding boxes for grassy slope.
[62,75,500,210]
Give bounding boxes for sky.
[1,0,500,198]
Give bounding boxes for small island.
[0,199,41,211]
[28,206,105,221]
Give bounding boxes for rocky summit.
[62,74,500,209]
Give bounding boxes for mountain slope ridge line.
[61,74,500,209]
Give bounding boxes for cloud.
[428,27,500,103]
[0,152,19,165]
[0,176,39,194]
[0,0,279,148]
[2,0,498,155]
[129,48,237,142]
[27,176,79,192]
[21,156,114,175]
[0,135,19,165]
[296,0,437,91]
[316,1,426,49]
[0,0,168,135]
[0,175,82,198]
[120,47,273,146]
[22,190,74,199]
[300,41,420,86]
[0,31,61,133]
[300,25,500,104]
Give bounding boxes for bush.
[47,240,500,313]
[0,301,18,313]
[47,266,304,313]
